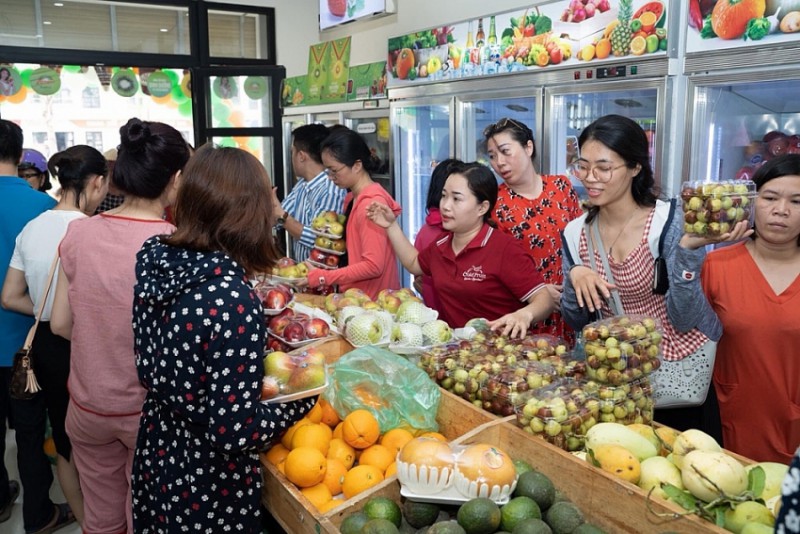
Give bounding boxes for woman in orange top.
[673,154,800,463]
[484,118,583,340]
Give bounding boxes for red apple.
[268,311,294,336]
[768,136,789,156]
[283,320,306,342]
[324,255,339,267]
[265,288,288,310]
[330,239,346,253]
[267,335,290,353]
[277,257,296,268]
[309,248,327,263]
[305,318,330,339]
[762,131,785,143]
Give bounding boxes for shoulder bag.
[10,255,59,400]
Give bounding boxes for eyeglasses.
[569,161,628,183]
[326,165,347,178]
[483,117,530,139]
[19,171,42,180]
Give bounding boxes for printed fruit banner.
[686,0,800,53]
[306,41,330,104]
[347,61,388,101]
[281,75,308,108]
[387,0,669,87]
[306,37,352,104]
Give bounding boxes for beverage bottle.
[488,16,497,45]
[476,18,485,47]
[466,21,474,49]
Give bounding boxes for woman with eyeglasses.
[18,148,53,193]
[484,118,582,341]
[2,145,109,532]
[560,114,724,436]
[367,161,553,336]
[304,126,401,299]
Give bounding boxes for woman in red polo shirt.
[367,161,553,338]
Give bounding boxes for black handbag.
[9,256,59,400]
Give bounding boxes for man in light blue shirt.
[0,119,56,525]
[272,124,346,261]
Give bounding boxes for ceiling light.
[54,2,64,6]
[160,28,169,32]
[43,21,52,25]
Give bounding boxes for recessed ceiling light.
[54,2,64,6]
[160,28,168,32]
[43,21,52,25]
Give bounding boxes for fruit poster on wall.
[347,61,388,101]
[686,0,800,53]
[281,75,309,108]
[323,37,352,103]
[306,41,330,104]
[387,0,669,87]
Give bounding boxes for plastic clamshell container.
[680,180,756,239]
[581,314,663,384]
[513,378,597,452]
[584,376,655,425]
[479,360,560,416]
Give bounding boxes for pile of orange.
[263,397,445,511]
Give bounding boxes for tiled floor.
[2,428,81,534]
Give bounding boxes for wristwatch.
[276,211,288,226]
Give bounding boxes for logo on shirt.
[462,265,486,282]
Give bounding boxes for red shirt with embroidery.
[578,207,708,362]
[492,175,582,340]
[417,223,545,328]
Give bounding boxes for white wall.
[215,0,531,77]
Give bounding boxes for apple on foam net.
[263,350,296,383]
[330,239,346,253]
[304,318,330,339]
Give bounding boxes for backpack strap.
[657,198,677,257]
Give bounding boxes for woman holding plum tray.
[670,154,800,464]
[130,145,314,533]
[304,126,401,299]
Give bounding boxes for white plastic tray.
[260,381,327,404]
[313,245,346,256]
[306,259,338,271]
[399,483,510,506]
[310,228,344,240]
[267,331,335,349]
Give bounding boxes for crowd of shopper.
[0,112,798,533]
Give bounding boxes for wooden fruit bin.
[261,337,731,534]
[259,337,497,534]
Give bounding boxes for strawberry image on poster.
[328,0,345,17]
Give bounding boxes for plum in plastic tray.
[581,314,663,384]
[680,180,756,239]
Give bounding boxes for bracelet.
[318,275,326,287]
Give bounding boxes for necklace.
[602,207,639,257]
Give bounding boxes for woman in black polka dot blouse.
[131,144,314,533]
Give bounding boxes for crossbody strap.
[587,220,625,316]
[657,199,677,257]
[22,255,60,351]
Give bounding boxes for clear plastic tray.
[260,381,327,404]
[265,274,307,285]
[310,228,343,240]
[267,330,335,349]
[313,245,345,256]
[306,259,338,271]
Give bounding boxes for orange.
[276,459,286,475]
[292,423,333,455]
[264,443,291,466]
[384,462,397,478]
[358,444,395,474]
[595,38,611,60]
[281,418,313,449]
[318,398,341,428]
[341,409,380,449]
[306,400,323,424]
[380,428,415,456]
[322,458,348,495]
[630,36,647,56]
[327,438,356,469]
[418,431,447,442]
[301,482,333,510]
[284,446,327,488]
[333,422,344,440]
[342,464,384,499]
[317,499,342,513]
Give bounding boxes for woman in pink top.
[51,118,190,534]
[305,127,401,300]
[413,159,459,313]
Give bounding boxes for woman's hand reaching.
[570,265,615,313]
[366,201,396,229]
[488,308,534,339]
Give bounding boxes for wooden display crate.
[260,370,497,534]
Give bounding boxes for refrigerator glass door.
[346,112,393,196]
[687,77,800,185]
[545,82,663,200]
[458,95,538,169]
[392,98,452,287]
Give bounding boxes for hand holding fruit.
[570,265,616,313]
[679,219,754,251]
[366,201,396,228]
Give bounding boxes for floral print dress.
[492,175,583,340]
[132,237,313,533]
[778,450,800,534]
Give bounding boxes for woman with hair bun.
[50,118,190,534]
[2,144,108,533]
[304,126,401,299]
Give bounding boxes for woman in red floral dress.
[484,118,583,340]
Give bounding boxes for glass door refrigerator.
[391,94,453,287]
[543,73,671,200]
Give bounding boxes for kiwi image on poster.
[243,76,267,100]
[112,69,139,97]
[29,67,61,96]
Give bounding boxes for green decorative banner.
[347,61,388,101]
